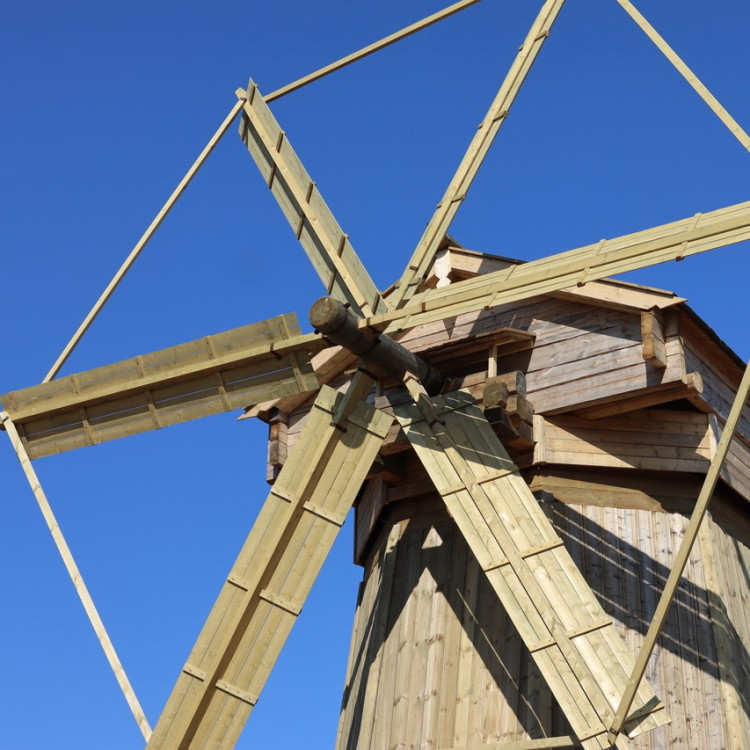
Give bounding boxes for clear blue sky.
[1,1,748,748]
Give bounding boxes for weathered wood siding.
[336,502,750,750]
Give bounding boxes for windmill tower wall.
[269,251,750,750]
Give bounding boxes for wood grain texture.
[147,386,391,749]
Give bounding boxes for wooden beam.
[442,738,582,750]
[265,0,484,101]
[309,295,444,395]
[614,0,750,153]
[237,82,387,318]
[641,309,667,369]
[146,386,391,749]
[608,359,750,742]
[44,98,247,383]
[371,200,750,333]
[2,314,322,458]
[390,0,568,307]
[395,387,668,749]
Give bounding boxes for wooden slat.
[146,385,391,749]
[394,390,669,749]
[390,0,568,306]
[1,314,323,459]
[237,81,387,318]
[373,200,750,333]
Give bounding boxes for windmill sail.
[1,313,322,458]
[395,390,670,749]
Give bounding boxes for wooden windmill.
[2,1,749,748]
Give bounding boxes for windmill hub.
[308,296,444,395]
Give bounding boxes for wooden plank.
[2,314,322,459]
[698,521,750,750]
[609,359,750,739]
[237,82,386,318]
[641,309,667,369]
[370,200,750,334]
[146,385,391,749]
[390,0,568,305]
[394,390,669,749]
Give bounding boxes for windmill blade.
[373,198,750,332]
[146,383,392,749]
[237,81,388,318]
[0,313,323,459]
[394,388,670,749]
[390,0,567,307]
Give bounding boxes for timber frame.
[2,1,748,748]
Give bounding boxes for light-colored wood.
[2,314,321,459]
[390,0,568,307]
[614,0,750,153]
[44,98,247,383]
[237,82,386,318]
[442,739,581,750]
[641,309,667,369]
[374,200,750,334]
[1,412,152,742]
[434,246,686,312]
[537,409,712,474]
[146,386,391,749]
[699,520,750,749]
[609,360,750,740]
[394,390,668,749]
[265,0,484,101]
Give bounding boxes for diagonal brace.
[390,0,568,307]
[608,359,750,742]
[1,411,152,741]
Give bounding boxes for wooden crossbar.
[265,0,484,102]
[1,314,322,459]
[146,385,392,749]
[365,199,750,333]
[237,81,387,318]
[394,389,669,750]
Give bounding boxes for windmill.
[2,0,749,748]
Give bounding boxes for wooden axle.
[309,296,444,395]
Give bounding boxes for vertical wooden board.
[434,520,469,747]
[337,523,403,750]
[388,527,423,750]
[395,391,669,748]
[700,520,750,750]
[370,523,410,750]
[420,522,453,749]
[452,547,480,747]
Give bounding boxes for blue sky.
[1,1,748,748]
